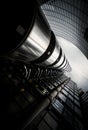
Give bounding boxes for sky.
[57,37,88,91]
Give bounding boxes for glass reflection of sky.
[57,37,88,91]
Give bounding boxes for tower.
[0,0,88,130]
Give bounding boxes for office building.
[0,0,88,130]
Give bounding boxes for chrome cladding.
[9,9,51,62]
[1,1,71,72]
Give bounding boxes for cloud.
[57,37,88,91]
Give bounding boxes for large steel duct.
[0,1,71,71]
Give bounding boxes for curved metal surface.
[41,39,60,65]
[2,1,71,71]
[62,60,68,69]
[62,61,71,71]
[59,57,67,69]
[64,63,72,72]
[32,31,56,64]
[9,9,51,63]
[0,1,39,57]
[53,50,65,67]
[57,55,65,68]
[41,0,88,59]
[62,59,68,69]
[48,47,63,67]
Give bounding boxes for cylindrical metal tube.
[40,34,60,65]
[61,60,68,69]
[8,9,51,63]
[62,61,71,72]
[64,63,72,72]
[0,1,71,71]
[53,50,65,67]
[59,57,67,69]
[47,47,62,67]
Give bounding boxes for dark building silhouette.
[0,0,88,130]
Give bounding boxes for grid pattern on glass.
[58,92,67,102]
[52,99,64,114]
[61,89,68,96]
[41,0,88,58]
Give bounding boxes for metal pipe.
[9,8,51,63]
[53,52,65,67]
[59,57,67,69]
[41,35,60,66]
[0,0,71,71]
